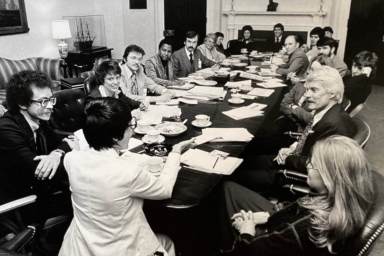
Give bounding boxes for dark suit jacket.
[226,39,257,55]
[266,35,285,52]
[284,104,357,172]
[276,48,309,77]
[172,47,216,78]
[87,87,141,110]
[344,74,372,110]
[0,111,71,204]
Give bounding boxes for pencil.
[212,156,219,169]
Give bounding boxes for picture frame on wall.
[0,0,29,35]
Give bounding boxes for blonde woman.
[220,135,374,255]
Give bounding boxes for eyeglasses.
[30,97,57,107]
[129,118,137,130]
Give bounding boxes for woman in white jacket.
[59,97,194,256]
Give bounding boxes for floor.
[357,84,384,175]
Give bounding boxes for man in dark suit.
[233,66,357,192]
[172,30,216,78]
[275,35,309,77]
[266,23,285,52]
[0,71,72,211]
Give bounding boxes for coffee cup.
[195,114,210,125]
[146,129,161,142]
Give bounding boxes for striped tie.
[130,73,139,95]
[293,120,313,155]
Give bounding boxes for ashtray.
[144,144,172,157]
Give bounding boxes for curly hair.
[6,70,52,113]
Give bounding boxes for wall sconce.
[52,20,72,58]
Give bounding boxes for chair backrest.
[350,103,365,117]
[341,171,384,256]
[352,117,371,148]
[50,88,86,134]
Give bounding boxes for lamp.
[52,20,72,58]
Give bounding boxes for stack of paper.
[222,103,266,120]
[224,80,252,89]
[240,72,265,81]
[195,128,254,143]
[248,88,275,97]
[257,80,287,88]
[187,86,226,99]
[181,148,243,175]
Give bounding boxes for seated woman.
[220,135,374,255]
[344,50,378,111]
[59,98,194,256]
[226,25,256,55]
[87,59,143,111]
[198,33,226,63]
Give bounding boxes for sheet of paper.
[240,72,265,81]
[201,128,254,142]
[248,88,275,97]
[188,86,226,99]
[222,103,266,120]
[224,80,252,88]
[257,81,287,89]
[181,149,243,175]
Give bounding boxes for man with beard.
[0,71,73,220]
[274,35,309,77]
[145,38,185,87]
[172,30,216,78]
[316,37,349,78]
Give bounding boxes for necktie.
[189,53,193,65]
[35,128,47,155]
[130,73,139,95]
[293,120,313,155]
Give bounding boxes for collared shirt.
[275,35,283,43]
[119,63,166,101]
[20,110,39,141]
[98,85,118,98]
[312,103,335,126]
[185,47,193,61]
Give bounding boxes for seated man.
[172,30,216,78]
[316,37,349,77]
[323,26,334,38]
[233,66,357,193]
[345,50,378,110]
[198,33,226,63]
[145,38,184,88]
[305,27,324,62]
[120,44,173,102]
[266,23,285,53]
[226,25,257,55]
[0,71,72,216]
[275,35,309,77]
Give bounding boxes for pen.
[212,156,219,169]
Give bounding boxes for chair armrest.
[282,184,310,195]
[0,195,37,215]
[1,226,36,252]
[278,169,308,179]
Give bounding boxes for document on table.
[194,128,254,143]
[180,148,243,175]
[248,88,275,97]
[144,105,182,119]
[240,72,265,81]
[257,81,287,88]
[222,103,267,120]
[224,80,252,89]
[187,86,227,99]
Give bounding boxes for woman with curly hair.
[220,135,374,255]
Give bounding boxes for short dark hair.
[353,51,379,77]
[215,32,224,38]
[185,30,198,40]
[286,34,304,46]
[323,26,334,34]
[158,38,174,50]
[123,44,145,61]
[273,23,284,31]
[89,60,121,91]
[6,70,52,113]
[317,37,339,50]
[83,97,132,150]
[310,27,325,38]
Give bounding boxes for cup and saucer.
[228,94,245,105]
[142,129,165,144]
[191,114,212,128]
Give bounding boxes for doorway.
[164,0,207,51]
[344,0,384,84]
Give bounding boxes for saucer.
[134,126,152,135]
[228,98,245,104]
[142,135,165,144]
[191,120,212,128]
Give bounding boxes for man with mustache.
[0,70,73,220]
[172,30,216,78]
[316,37,349,78]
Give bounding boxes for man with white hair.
[233,66,357,192]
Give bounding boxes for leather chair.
[350,103,366,117]
[50,88,86,135]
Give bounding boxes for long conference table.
[138,60,288,207]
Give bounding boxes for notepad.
[181,149,243,175]
[222,103,267,120]
[248,88,275,97]
[195,128,254,143]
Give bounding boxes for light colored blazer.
[145,54,176,87]
[119,63,166,101]
[59,149,181,256]
[197,44,226,63]
[171,47,215,78]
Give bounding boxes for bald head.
[284,35,300,54]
